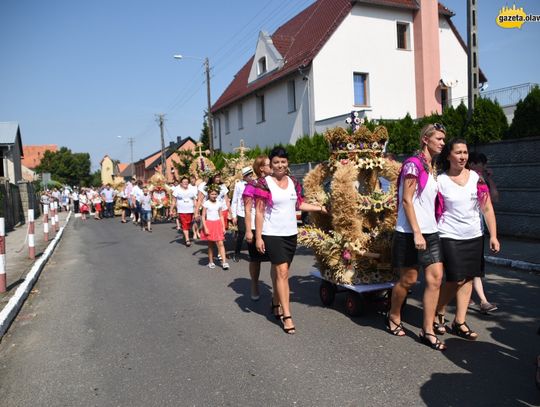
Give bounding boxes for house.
[0,122,24,183]
[211,0,486,151]
[134,137,196,182]
[100,155,117,185]
[21,144,59,182]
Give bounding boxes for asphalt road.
[0,217,539,406]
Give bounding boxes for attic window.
[257,57,267,76]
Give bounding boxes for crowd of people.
[49,130,501,343]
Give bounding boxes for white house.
[0,122,24,183]
[211,0,485,152]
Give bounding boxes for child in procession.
[140,187,153,232]
[200,184,229,270]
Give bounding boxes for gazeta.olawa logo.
[496,4,540,29]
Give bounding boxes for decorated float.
[298,112,402,315]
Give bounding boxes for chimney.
[413,0,442,117]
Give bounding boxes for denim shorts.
[391,231,443,269]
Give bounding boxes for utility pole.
[204,57,214,153]
[127,137,135,164]
[156,114,167,176]
[467,0,480,120]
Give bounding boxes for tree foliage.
[200,119,210,149]
[466,98,508,144]
[507,85,540,139]
[35,147,92,186]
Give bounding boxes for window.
[353,73,369,106]
[224,111,230,134]
[237,104,243,129]
[287,80,296,113]
[256,94,265,123]
[440,87,451,110]
[257,57,267,76]
[396,22,410,50]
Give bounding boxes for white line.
[0,211,72,338]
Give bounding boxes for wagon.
[310,269,406,317]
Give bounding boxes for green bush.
[507,85,540,139]
[465,97,507,144]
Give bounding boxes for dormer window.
[257,57,267,76]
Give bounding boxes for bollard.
[0,218,6,293]
[43,204,49,241]
[51,203,56,235]
[54,202,59,232]
[28,209,35,260]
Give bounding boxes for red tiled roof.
[212,0,459,112]
[21,145,58,169]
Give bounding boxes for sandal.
[419,331,447,351]
[186,240,192,247]
[451,321,478,340]
[385,315,405,336]
[433,313,446,335]
[270,302,283,320]
[281,316,296,334]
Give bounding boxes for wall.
[313,4,417,124]
[216,72,311,152]
[473,137,540,239]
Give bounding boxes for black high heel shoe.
[270,302,283,320]
[281,316,296,334]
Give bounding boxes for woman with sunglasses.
[388,123,446,351]
[432,139,500,340]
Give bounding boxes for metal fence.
[0,180,25,232]
[450,82,538,108]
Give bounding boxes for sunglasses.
[433,123,446,132]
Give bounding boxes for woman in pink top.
[254,147,326,334]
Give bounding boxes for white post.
[43,204,49,241]
[28,209,35,259]
[0,218,6,293]
[54,202,59,232]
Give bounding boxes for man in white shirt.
[131,180,144,224]
[231,167,253,262]
[101,184,116,218]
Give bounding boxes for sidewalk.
[485,235,540,272]
[0,209,71,338]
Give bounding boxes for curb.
[0,211,71,339]
[485,255,540,272]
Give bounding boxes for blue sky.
[1,0,538,170]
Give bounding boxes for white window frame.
[256,94,265,123]
[287,79,296,113]
[353,72,369,107]
[237,103,243,130]
[396,22,410,50]
[257,57,267,76]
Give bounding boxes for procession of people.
[53,128,501,346]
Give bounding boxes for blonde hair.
[419,123,446,147]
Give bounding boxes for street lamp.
[173,54,214,153]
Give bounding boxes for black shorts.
[391,231,443,269]
[262,234,297,265]
[441,236,485,282]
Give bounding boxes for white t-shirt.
[203,200,221,221]
[262,176,298,236]
[198,183,229,210]
[102,188,115,203]
[395,162,438,234]
[174,186,196,213]
[231,180,247,218]
[132,185,143,203]
[141,194,152,211]
[437,171,483,240]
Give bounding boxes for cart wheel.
[345,292,365,317]
[319,281,336,306]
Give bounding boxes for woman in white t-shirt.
[388,123,446,351]
[173,176,197,246]
[255,147,326,334]
[434,139,500,341]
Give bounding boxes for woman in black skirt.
[254,147,326,334]
[434,139,500,340]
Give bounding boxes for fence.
[0,180,25,232]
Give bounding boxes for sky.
[1,0,539,170]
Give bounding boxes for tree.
[35,147,92,186]
[507,85,540,139]
[200,119,210,149]
[90,170,102,187]
[465,98,508,144]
